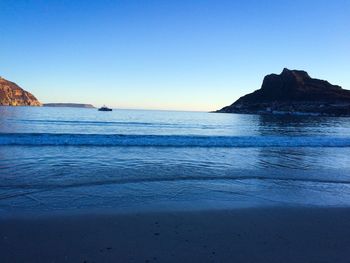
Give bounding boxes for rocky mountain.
[0,76,41,106]
[43,103,95,108]
[217,68,350,116]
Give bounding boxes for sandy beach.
[1,206,350,263]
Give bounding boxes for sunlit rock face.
[0,77,41,106]
[217,68,350,116]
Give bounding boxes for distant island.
[0,76,41,106]
[216,68,350,117]
[43,103,95,108]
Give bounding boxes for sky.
[0,0,349,111]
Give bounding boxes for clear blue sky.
[0,0,349,111]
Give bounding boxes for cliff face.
[0,77,41,106]
[217,68,350,116]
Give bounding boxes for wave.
[1,133,350,147]
[2,174,350,201]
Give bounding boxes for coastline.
[1,206,350,263]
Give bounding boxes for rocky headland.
[0,76,41,106]
[217,68,350,116]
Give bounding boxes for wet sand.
[1,207,350,263]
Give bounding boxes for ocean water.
[1,106,350,215]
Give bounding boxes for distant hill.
[43,103,95,108]
[0,76,41,106]
[216,68,350,116]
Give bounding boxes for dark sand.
[1,207,350,263]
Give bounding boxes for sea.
[1,106,350,216]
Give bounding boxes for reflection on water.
[1,106,350,136]
[1,107,350,214]
[257,148,316,170]
[1,146,350,214]
[257,114,350,136]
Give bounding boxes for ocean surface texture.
[1,107,350,215]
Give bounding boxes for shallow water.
[1,107,350,215]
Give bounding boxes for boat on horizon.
[98,105,112,111]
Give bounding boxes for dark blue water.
[1,106,350,215]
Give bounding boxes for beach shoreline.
[1,206,350,263]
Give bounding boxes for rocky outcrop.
[0,77,41,106]
[43,103,95,108]
[217,68,350,116]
